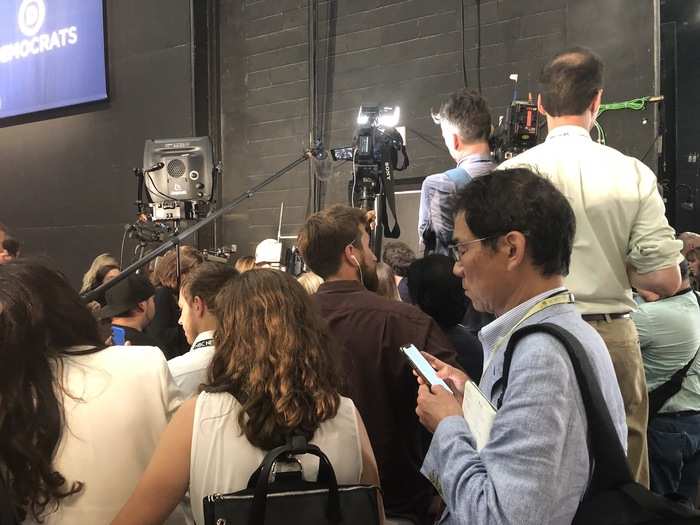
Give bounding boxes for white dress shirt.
[168,330,215,397]
[499,125,683,314]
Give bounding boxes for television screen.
[0,0,107,119]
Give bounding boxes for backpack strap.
[499,323,633,492]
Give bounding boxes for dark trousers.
[648,412,700,503]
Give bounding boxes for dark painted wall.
[218,0,659,256]
[0,0,195,286]
[661,0,700,233]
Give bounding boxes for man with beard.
[298,204,459,525]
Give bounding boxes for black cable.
[476,0,481,92]
[119,227,129,269]
[460,0,467,88]
[641,134,661,163]
[146,172,173,201]
[407,126,449,153]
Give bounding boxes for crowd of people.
[1,46,700,525]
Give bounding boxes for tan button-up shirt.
[499,125,683,314]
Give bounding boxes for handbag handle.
[248,435,342,525]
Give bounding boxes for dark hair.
[0,260,105,521]
[453,168,576,277]
[433,89,492,143]
[297,205,369,279]
[207,269,341,449]
[407,254,466,329]
[382,241,416,277]
[180,261,238,310]
[234,256,256,273]
[540,47,604,117]
[2,237,20,257]
[680,259,690,281]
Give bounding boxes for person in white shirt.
[112,269,381,525]
[499,46,683,487]
[168,261,238,396]
[0,260,182,524]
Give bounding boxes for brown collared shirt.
[313,280,460,523]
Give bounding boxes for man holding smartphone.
[414,169,626,525]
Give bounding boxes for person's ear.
[502,231,527,271]
[343,243,357,267]
[192,295,207,318]
[590,89,603,118]
[537,94,547,117]
[452,132,461,152]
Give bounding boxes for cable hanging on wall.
[459,0,482,92]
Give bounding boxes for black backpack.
[501,323,700,524]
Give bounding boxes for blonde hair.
[297,271,324,295]
[80,253,119,294]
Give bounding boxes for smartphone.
[111,326,126,346]
[400,344,453,394]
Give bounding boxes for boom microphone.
[144,162,165,173]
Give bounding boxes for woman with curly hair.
[112,269,381,525]
[0,260,182,524]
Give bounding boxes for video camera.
[331,105,409,251]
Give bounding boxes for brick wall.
[218,0,658,256]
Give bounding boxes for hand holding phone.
[111,326,126,346]
[401,344,453,394]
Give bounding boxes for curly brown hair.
[152,246,204,290]
[206,269,341,449]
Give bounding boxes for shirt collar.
[545,125,591,142]
[317,280,365,294]
[456,152,493,169]
[479,286,567,351]
[191,330,215,350]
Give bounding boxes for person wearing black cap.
[98,273,160,349]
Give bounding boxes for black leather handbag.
[202,435,381,525]
[501,323,700,525]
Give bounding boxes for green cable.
[594,96,658,145]
[597,96,652,118]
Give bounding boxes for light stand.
[82,149,316,303]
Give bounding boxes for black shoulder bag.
[202,435,381,525]
[647,290,700,418]
[500,323,700,525]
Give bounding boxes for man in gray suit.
[415,168,627,525]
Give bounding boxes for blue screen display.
[0,0,107,119]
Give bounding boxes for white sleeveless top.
[189,392,363,525]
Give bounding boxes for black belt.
[582,313,631,322]
[657,410,700,418]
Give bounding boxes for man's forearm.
[628,265,681,298]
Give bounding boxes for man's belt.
[582,312,631,322]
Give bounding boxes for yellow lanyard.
[484,290,576,371]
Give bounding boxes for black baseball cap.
[97,273,156,320]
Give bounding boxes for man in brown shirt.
[298,205,459,524]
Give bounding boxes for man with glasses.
[415,168,626,525]
[297,204,459,525]
[498,47,683,486]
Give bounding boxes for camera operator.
[418,90,495,256]
[498,47,683,487]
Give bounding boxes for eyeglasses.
[448,235,499,261]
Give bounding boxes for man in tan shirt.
[499,47,683,486]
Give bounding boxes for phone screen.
[111,326,126,346]
[400,344,453,394]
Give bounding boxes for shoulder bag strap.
[500,323,633,491]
